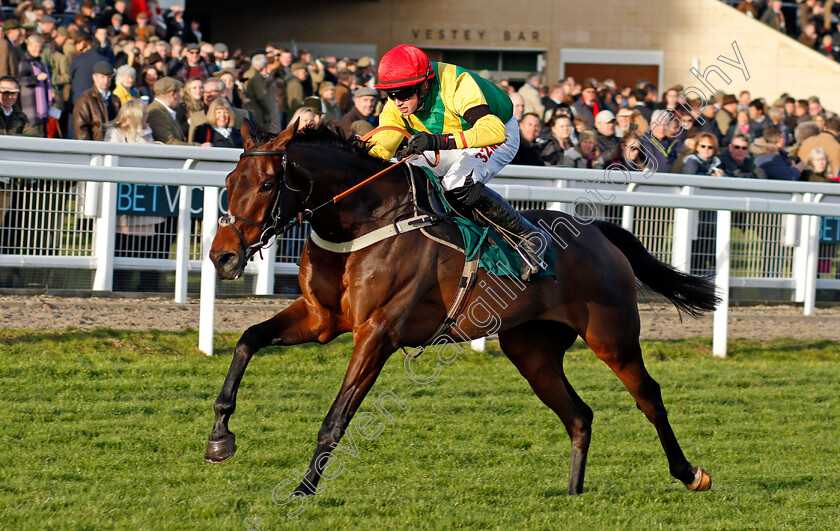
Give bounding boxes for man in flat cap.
[0,19,24,77]
[147,76,207,145]
[338,86,378,137]
[72,60,120,140]
[283,61,310,118]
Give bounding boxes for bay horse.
[205,122,718,496]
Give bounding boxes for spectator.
[594,110,620,154]
[193,97,243,148]
[605,131,646,171]
[817,34,839,60]
[338,87,377,137]
[737,0,759,18]
[317,81,342,122]
[615,107,634,136]
[813,112,827,131]
[517,72,544,118]
[0,75,38,136]
[511,112,544,166]
[724,109,760,145]
[180,77,204,120]
[287,106,319,132]
[750,126,805,180]
[682,133,725,176]
[800,146,836,182]
[799,22,820,49]
[334,68,354,116]
[283,61,308,118]
[137,64,159,101]
[696,101,724,143]
[542,83,566,123]
[629,87,653,121]
[113,64,137,104]
[509,92,525,122]
[0,24,19,77]
[146,76,206,145]
[563,129,602,169]
[654,86,680,111]
[164,6,187,42]
[216,68,245,109]
[172,43,212,81]
[18,34,52,136]
[719,133,759,178]
[73,61,121,140]
[715,94,738,137]
[788,120,821,160]
[571,81,603,128]
[539,114,575,166]
[761,0,788,35]
[0,74,40,259]
[244,54,274,126]
[187,77,249,142]
[2,19,24,76]
[798,117,840,172]
[92,26,116,64]
[640,109,682,173]
[69,34,109,105]
[748,99,772,136]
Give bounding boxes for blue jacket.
[749,139,800,180]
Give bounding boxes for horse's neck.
[307,161,412,242]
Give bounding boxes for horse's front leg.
[295,322,393,494]
[206,297,334,463]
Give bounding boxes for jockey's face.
[394,92,419,115]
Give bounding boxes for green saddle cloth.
[421,167,555,281]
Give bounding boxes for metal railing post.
[199,186,219,356]
[254,243,277,295]
[92,155,117,292]
[671,186,694,273]
[713,209,731,358]
[175,159,197,304]
[803,194,824,316]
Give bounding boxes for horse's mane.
[287,122,384,163]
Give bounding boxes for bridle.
[217,149,303,264]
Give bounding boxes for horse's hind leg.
[206,298,333,463]
[498,321,592,495]
[585,314,711,491]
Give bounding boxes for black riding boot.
[470,186,550,280]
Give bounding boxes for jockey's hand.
[398,132,456,158]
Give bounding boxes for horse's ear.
[242,118,257,152]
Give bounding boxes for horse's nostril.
[216,252,239,273]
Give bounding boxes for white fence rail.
[2,137,840,357]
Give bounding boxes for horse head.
[210,121,306,279]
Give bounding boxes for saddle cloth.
[408,165,554,281]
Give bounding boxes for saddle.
[403,164,554,281]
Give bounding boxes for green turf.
[1,329,839,530]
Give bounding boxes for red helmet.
[375,44,435,90]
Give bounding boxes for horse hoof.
[205,433,236,463]
[684,466,711,491]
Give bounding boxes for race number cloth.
[421,166,555,281]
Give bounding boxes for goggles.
[385,85,419,102]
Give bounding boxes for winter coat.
[749,138,801,180]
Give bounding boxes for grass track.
[2,329,839,530]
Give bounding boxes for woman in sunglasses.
[682,133,725,177]
[365,44,548,280]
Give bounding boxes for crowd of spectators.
[508,75,840,186]
[0,0,839,287]
[729,0,840,63]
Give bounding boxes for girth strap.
[308,214,438,253]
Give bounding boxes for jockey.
[367,44,549,281]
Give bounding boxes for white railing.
[2,137,839,357]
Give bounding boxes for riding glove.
[399,132,456,158]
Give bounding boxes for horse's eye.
[259,180,274,192]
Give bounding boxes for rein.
[220,126,437,260]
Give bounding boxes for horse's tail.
[594,220,720,317]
